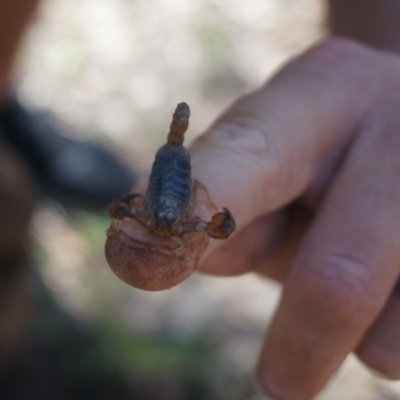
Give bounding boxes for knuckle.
[212,95,280,164]
[297,249,380,326]
[208,114,281,177]
[295,38,384,99]
[304,37,371,67]
[211,118,270,159]
[303,38,400,95]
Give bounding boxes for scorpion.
[108,102,236,248]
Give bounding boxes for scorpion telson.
[108,102,236,241]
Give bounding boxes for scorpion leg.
[108,193,142,219]
[171,218,204,235]
[108,193,151,231]
[176,208,235,239]
[171,236,188,249]
[181,180,236,239]
[191,179,211,208]
[169,224,189,249]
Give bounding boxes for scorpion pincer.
[106,103,235,291]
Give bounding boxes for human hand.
[188,38,400,399]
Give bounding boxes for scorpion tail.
[167,102,190,145]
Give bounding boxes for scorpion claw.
[206,208,236,239]
[108,193,141,219]
[120,193,142,207]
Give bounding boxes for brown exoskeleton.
[108,102,236,246]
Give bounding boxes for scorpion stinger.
[167,102,190,145]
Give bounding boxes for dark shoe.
[0,99,135,210]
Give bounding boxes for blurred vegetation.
[13,0,400,399]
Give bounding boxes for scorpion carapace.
[108,102,236,241]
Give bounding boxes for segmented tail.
[167,102,190,145]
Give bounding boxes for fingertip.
[256,362,316,400]
[356,295,400,380]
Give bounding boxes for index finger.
[190,38,391,262]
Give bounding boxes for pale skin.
[132,36,400,399]
[190,11,400,400]
[4,1,400,399]
[190,38,400,399]
[195,4,400,399]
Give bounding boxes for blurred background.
[3,0,400,399]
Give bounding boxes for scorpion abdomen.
[145,143,192,227]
